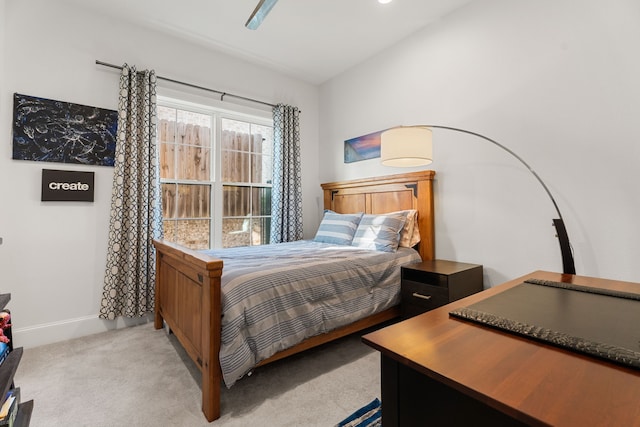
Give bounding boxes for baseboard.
[12,313,154,349]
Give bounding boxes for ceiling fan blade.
[245,0,279,30]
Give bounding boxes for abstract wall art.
[12,93,118,166]
[344,130,383,163]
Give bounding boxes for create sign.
[41,169,95,202]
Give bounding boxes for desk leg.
[380,355,400,427]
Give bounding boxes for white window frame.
[158,95,273,249]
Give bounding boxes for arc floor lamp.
[381,125,576,275]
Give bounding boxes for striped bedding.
[201,240,421,387]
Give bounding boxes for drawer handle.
[412,292,432,301]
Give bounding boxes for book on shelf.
[0,343,9,367]
[0,387,19,427]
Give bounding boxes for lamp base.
[553,218,576,275]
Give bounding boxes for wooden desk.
[362,271,640,427]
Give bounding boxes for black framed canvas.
[41,169,95,202]
[12,93,118,166]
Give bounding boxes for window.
[158,100,273,250]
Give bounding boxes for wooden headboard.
[320,170,435,261]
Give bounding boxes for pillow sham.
[313,211,363,245]
[351,212,407,252]
[408,218,421,247]
[395,209,421,248]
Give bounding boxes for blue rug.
[335,398,382,427]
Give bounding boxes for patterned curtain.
[99,64,162,319]
[270,104,303,243]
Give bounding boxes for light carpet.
[15,321,383,426]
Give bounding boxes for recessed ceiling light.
[378,0,393,4]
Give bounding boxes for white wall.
[320,0,640,286]
[0,0,320,347]
[0,1,4,151]
[0,0,4,110]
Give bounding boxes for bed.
[152,170,436,422]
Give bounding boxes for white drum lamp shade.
[381,126,433,167]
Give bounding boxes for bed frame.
[153,170,435,422]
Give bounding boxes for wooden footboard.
[153,239,223,421]
[153,238,402,422]
[153,170,436,422]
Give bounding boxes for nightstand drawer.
[401,280,448,308]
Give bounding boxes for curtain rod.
[96,60,276,109]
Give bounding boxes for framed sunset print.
[344,130,383,163]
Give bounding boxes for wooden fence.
[158,119,269,248]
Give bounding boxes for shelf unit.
[0,294,33,426]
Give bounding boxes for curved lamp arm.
[383,125,576,274]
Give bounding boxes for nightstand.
[401,260,483,319]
